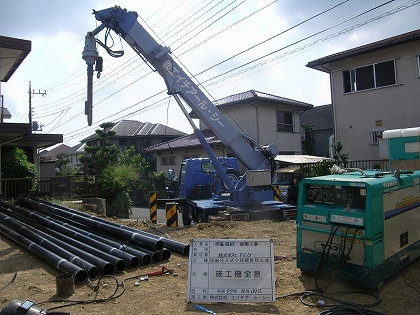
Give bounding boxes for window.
[368,129,383,145]
[276,111,293,132]
[119,138,127,146]
[161,156,176,165]
[343,60,396,93]
[201,161,216,173]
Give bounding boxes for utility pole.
[28,81,46,129]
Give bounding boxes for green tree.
[55,152,77,176]
[98,146,151,217]
[1,147,37,179]
[302,124,315,155]
[332,140,349,166]
[118,146,152,175]
[1,147,37,196]
[83,122,119,175]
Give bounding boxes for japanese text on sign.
[187,238,276,303]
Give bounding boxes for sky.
[1,0,419,147]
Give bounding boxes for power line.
[38,1,418,144]
[193,0,350,76]
[199,0,397,84]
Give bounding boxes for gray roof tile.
[145,129,220,152]
[82,120,186,142]
[300,104,333,131]
[215,90,313,108]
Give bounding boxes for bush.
[308,159,335,177]
[111,191,133,218]
[99,164,138,218]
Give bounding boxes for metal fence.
[1,175,98,201]
[339,159,389,170]
[0,160,390,202]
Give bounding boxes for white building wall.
[329,41,420,160]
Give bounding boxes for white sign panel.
[187,238,276,303]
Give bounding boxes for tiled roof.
[111,120,143,136]
[307,29,420,71]
[65,142,85,154]
[144,129,221,152]
[39,144,71,161]
[134,122,185,136]
[190,90,312,119]
[1,107,12,119]
[300,104,333,131]
[82,120,186,142]
[214,90,312,108]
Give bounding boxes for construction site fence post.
[149,191,158,223]
[165,202,178,227]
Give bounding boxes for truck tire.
[222,169,242,191]
[182,205,193,226]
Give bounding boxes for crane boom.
[83,6,278,172]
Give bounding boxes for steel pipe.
[0,207,114,275]
[28,197,190,255]
[0,211,100,280]
[8,201,139,268]
[20,198,164,251]
[130,246,162,263]
[0,202,127,273]
[54,219,153,266]
[160,248,171,261]
[0,222,88,284]
[0,206,117,275]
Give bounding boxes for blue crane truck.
[82,6,297,226]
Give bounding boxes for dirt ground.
[1,217,419,315]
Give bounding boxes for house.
[306,29,420,160]
[145,90,313,175]
[38,144,71,177]
[81,120,187,168]
[1,35,63,183]
[65,142,86,168]
[300,104,333,157]
[145,129,225,175]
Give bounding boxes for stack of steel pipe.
[0,207,89,284]
[18,197,164,252]
[28,196,190,256]
[0,197,188,282]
